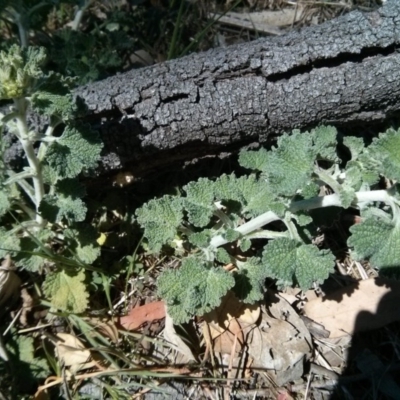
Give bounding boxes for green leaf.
[188,230,212,248]
[239,238,251,252]
[31,90,77,121]
[348,215,400,274]
[39,179,87,223]
[291,211,313,226]
[41,164,59,186]
[46,124,102,178]
[214,174,277,218]
[223,228,241,242]
[40,194,87,223]
[338,185,356,209]
[236,175,277,218]
[9,335,49,377]
[157,257,235,324]
[262,131,316,196]
[348,157,380,186]
[299,182,320,199]
[262,238,335,289]
[183,178,215,227]
[216,248,231,264]
[343,136,365,159]
[240,127,339,198]
[43,268,88,313]
[369,128,400,181]
[343,164,363,191]
[0,45,46,99]
[6,334,49,392]
[15,242,47,272]
[64,224,100,264]
[136,195,183,252]
[0,227,20,258]
[239,147,269,171]
[213,174,242,204]
[15,229,54,272]
[233,257,267,303]
[30,70,79,121]
[0,188,11,217]
[309,125,338,162]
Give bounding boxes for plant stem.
[210,189,395,249]
[72,8,85,31]
[14,200,36,220]
[244,230,288,240]
[210,211,279,248]
[12,11,28,47]
[314,167,342,193]
[13,98,45,226]
[289,189,393,213]
[6,170,36,204]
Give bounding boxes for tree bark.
[5,1,400,179]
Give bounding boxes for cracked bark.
[4,0,400,179]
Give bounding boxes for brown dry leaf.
[88,318,119,343]
[314,335,351,371]
[303,277,400,338]
[55,333,95,373]
[0,256,21,310]
[164,309,196,363]
[19,288,34,326]
[213,317,243,355]
[230,7,305,27]
[205,291,260,330]
[280,287,302,305]
[209,6,306,36]
[247,292,312,386]
[237,302,261,327]
[204,291,260,355]
[119,300,165,331]
[32,389,50,400]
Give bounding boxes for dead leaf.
[0,256,21,310]
[19,288,34,327]
[209,6,306,36]
[205,291,260,329]
[279,287,302,305]
[33,388,50,400]
[213,317,243,355]
[204,291,260,355]
[303,277,400,338]
[164,308,196,363]
[119,301,165,331]
[313,335,351,373]
[55,333,95,373]
[247,292,312,386]
[88,318,119,343]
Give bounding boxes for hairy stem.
[210,211,280,248]
[210,189,396,249]
[13,98,45,226]
[6,170,36,205]
[314,167,342,193]
[12,11,28,48]
[72,0,91,31]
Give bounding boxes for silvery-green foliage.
[137,125,400,323]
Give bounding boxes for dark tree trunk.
[5,1,400,180]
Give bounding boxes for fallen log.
[5,1,400,179]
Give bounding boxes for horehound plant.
[0,45,103,313]
[136,125,400,323]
